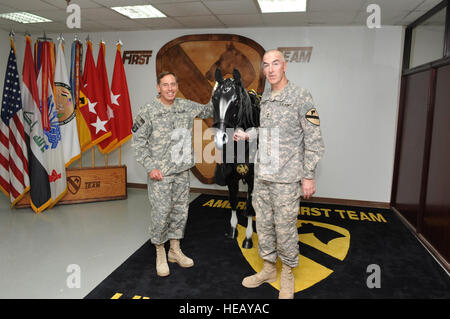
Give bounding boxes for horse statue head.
[212,68,241,150]
[212,67,260,151]
[212,68,259,150]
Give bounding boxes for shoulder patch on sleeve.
[132,115,146,132]
[305,108,320,126]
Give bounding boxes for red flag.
[108,43,133,151]
[34,40,56,130]
[96,42,117,154]
[78,41,111,150]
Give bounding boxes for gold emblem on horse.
[236,164,249,176]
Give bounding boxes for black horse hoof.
[225,227,238,239]
[242,238,253,249]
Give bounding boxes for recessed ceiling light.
[0,12,52,24]
[257,0,307,13]
[111,5,166,19]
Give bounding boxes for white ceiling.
[0,0,444,34]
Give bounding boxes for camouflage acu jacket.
[132,98,213,176]
[250,80,325,182]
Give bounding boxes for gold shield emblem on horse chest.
[236,164,249,176]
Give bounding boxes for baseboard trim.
[391,207,450,274]
[128,184,390,209]
[127,183,147,189]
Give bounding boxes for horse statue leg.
[229,209,238,239]
[242,215,253,249]
[242,190,255,248]
[225,171,239,239]
[242,170,255,249]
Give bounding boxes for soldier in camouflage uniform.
[132,72,213,277]
[234,50,325,298]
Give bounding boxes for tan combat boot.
[155,244,170,277]
[242,261,277,288]
[168,239,194,268]
[279,264,294,299]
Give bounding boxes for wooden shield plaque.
[16,166,127,209]
[156,34,265,184]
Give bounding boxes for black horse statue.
[212,68,261,249]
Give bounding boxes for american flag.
[0,43,30,206]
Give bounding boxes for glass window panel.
[410,7,447,68]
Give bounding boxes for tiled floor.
[0,188,200,298]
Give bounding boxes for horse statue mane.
[238,87,260,131]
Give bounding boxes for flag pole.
[86,34,94,168]
[9,29,15,54]
[117,38,123,167]
[100,38,108,168]
[38,31,52,42]
[74,33,82,169]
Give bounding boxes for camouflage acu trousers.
[252,178,301,268]
[147,170,190,245]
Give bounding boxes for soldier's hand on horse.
[233,129,249,141]
[302,178,316,199]
[149,169,163,181]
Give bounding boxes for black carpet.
[85,194,450,299]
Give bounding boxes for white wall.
[9,26,404,203]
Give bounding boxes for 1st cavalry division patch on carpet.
[237,219,350,293]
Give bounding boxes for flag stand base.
[16,165,127,209]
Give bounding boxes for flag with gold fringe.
[0,37,30,207]
[22,35,52,213]
[36,40,67,208]
[55,38,81,167]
